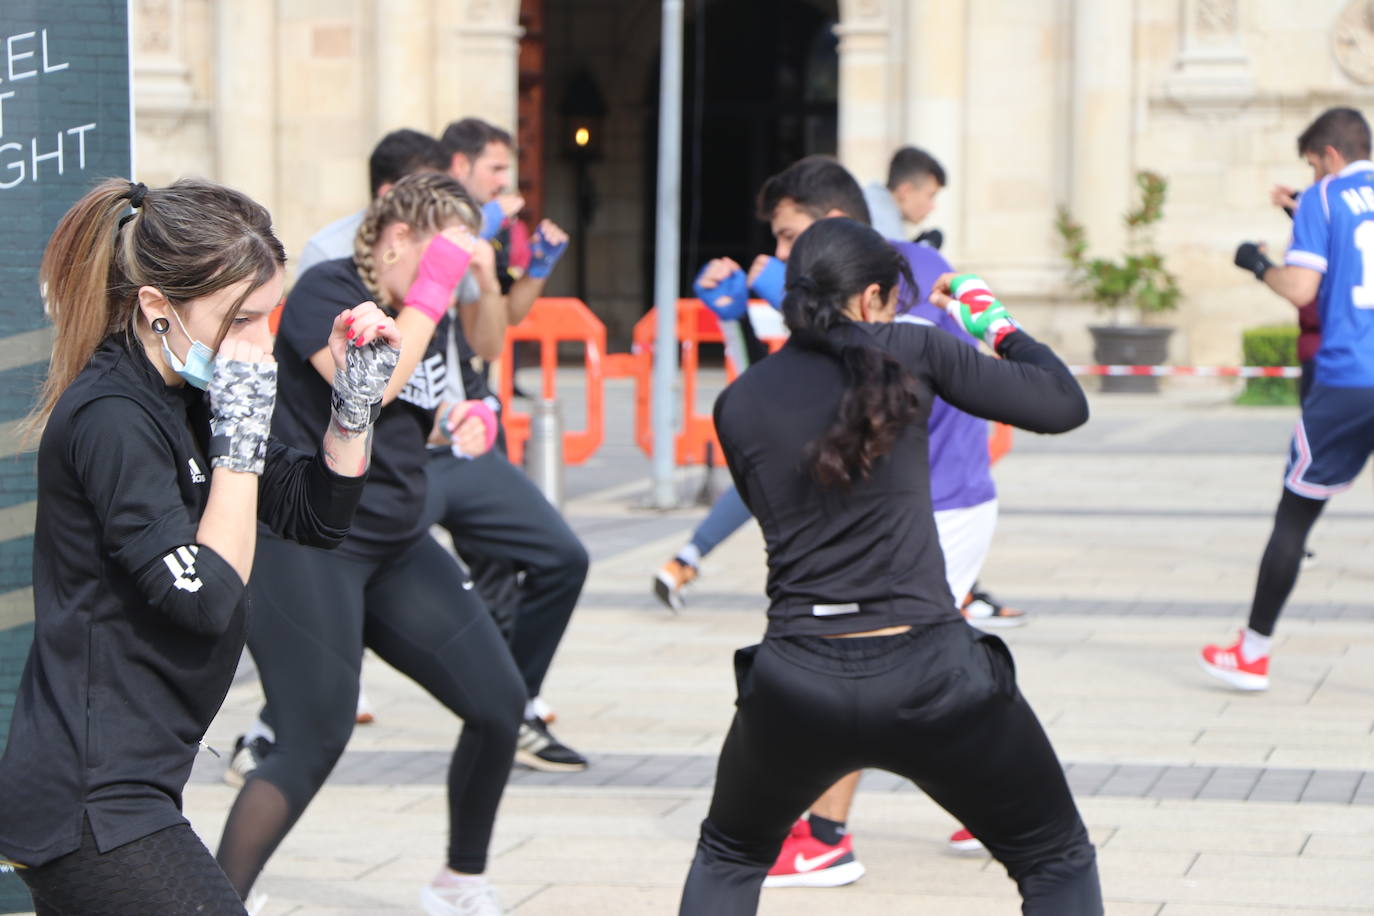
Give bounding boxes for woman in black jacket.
[0,178,395,915]
[678,217,1102,915]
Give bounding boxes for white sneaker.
[420,877,505,916]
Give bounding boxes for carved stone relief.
[1333,0,1374,85]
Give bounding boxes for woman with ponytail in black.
[677,217,1101,915]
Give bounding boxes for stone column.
[1070,0,1134,257]
[835,0,902,189]
[372,0,434,137]
[904,0,966,258]
[214,0,276,210]
[432,0,522,135]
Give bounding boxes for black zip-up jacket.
[0,335,366,867]
[714,321,1088,637]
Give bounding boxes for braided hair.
[353,171,479,303]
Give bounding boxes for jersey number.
[1354,221,1374,308]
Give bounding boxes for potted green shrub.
[1055,170,1182,393]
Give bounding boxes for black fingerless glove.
[915,228,944,250]
[1234,242,1273,281]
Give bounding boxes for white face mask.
[159,305,216,389]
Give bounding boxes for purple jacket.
[890,241,996,511]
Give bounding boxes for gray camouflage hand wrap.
[331,338,400,433]
[207,358,278,474]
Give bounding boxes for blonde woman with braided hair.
[214,172,523,916]
[0,177,394,916]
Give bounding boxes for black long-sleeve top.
[0,335,367,867]
[713,322,1088,637]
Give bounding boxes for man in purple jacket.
[892,240,1013,631]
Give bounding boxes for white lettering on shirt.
[398,352,447,410]
[162,546,203,593]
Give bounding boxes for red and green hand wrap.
[946,274,1020,349]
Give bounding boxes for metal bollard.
[525,398,565,510]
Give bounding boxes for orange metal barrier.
[622,300,790,466]
[626,300,737,466]
[498,297,605,466]
[989,422,1013,464]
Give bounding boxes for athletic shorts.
[933,498,998,606]
[1284,383,1374,499]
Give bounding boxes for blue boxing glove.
[749,256,786,310]
[528,224,569,279]
[694,264,749,321]
[478,199,506,240]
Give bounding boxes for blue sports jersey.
[1287,160,1374,386]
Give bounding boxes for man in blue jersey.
[1201,107,1374,691]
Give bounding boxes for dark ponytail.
[781,218,921,487]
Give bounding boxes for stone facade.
[125,0,1374,362]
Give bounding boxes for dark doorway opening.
[642,0,840,309]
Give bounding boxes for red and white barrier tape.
[1068,365,1301,379]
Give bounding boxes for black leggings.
[425,449,589,698]
[22,818,244,916]
[1248,486,1327,636]
[680,622,1102,916]
[215,533,525,896]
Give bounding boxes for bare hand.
[536,218,569,247]
[927,272,957,309]
[218,339,275,365]
[496,193,526,218]
[1270,185,1298,211]
[441,223,478,255]
[746,254,772,286]
[698,257,743,291]
[328,301,401,373]
[447,403,494,458]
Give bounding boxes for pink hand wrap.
[449,399,499,459]
[404,235,472,323]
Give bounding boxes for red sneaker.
[1199,631,1270,691]
[763,819,865,888]
[947,827,985,854]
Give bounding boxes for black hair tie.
[123,181,148,208]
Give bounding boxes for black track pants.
[679,622,1102,916]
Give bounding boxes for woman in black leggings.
[678,218,1101,915]
[0,178,390,915]
[214,172,525,916]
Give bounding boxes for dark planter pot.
[1088,325,1175,393]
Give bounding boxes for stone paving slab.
[190,751,1374,807]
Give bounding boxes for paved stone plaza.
[32,377,1374,914]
